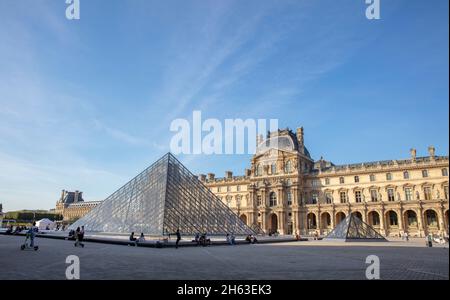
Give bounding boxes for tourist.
[194,232,200,245]
[251,235,258,244]
[28,222,38,248]
[426,234,433,247]
[405,232,409,242]
[138,233,145,242]
[226,233,231,244]
[245,235,252,244]
[129,232,137,246]
[74,227,84,248]
[175,229,181,249]
[231,233,236,245]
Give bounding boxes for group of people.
[129,232,146,246]
[5,225,27,235]
[194,232,211,247]
[245,234,258,244]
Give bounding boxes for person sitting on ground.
[137,233,145,243]
[129,231,138,246]
[5,225,12,235]
[194,232,200,245]
[245,235,252,243]
[251,235,258,244]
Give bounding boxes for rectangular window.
[424,187,432,200]
[370,189,378,202]
[444,186,449,200]
[405,188,412,201]
[237,185,241,192]
[442,168,448,177]
[325,193,333,204]
[340,192,347,203]
[403,171,409,179]
[422,170,428,178]
[312,180,319,188]
[227,186,231,192]
[387,189,395,201]
[355,191,362,203]
[339,177,345,184]
[312,192,318,204]
[287,192,292,206]
[386,173,392,181]
[217,187,221,192]
[370,174,376,182]
[354,176,359,183]
[325,178,330,185]
[257,195,262,206]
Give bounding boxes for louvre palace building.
[56,127,449,238]
[200,127,449,237]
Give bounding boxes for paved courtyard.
[0,235,448,280]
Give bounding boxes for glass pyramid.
[324,214,387,242]
[69,153,258,236]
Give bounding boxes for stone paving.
[0,235,448,280]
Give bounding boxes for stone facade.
[55,190,100,222]
[201,127,449,237]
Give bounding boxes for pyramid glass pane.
[69,153,258,236]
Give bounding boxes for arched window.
[269,192,277,207]
[284,160,292,173]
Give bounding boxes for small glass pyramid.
[324,214,387,242]
[69,153,258,236]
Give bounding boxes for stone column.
[278,211,285,235]
[417,207,425,237]
[438,206,445,234]
[260,210,266,234]
[397,208,404,234]
[379,208,386,236]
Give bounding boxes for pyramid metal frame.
[69,153,260,236]
[324,214,387,242]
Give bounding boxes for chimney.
[60,189,66,202]
[78,191,83,202]
[410,148,417,161]
[199,174,206,182]
[428,146,436,159]
[225,171,233,179]
[297,127,304,154]
[74,190,79,202]
[207,173,215,181]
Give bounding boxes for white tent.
[36,218,56,230]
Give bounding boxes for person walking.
[175,229,181,249]
[74,227,84,248]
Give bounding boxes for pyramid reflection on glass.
[69,153,259,236]
[324,214,387,242]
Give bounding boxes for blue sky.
[0,0,448,211]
